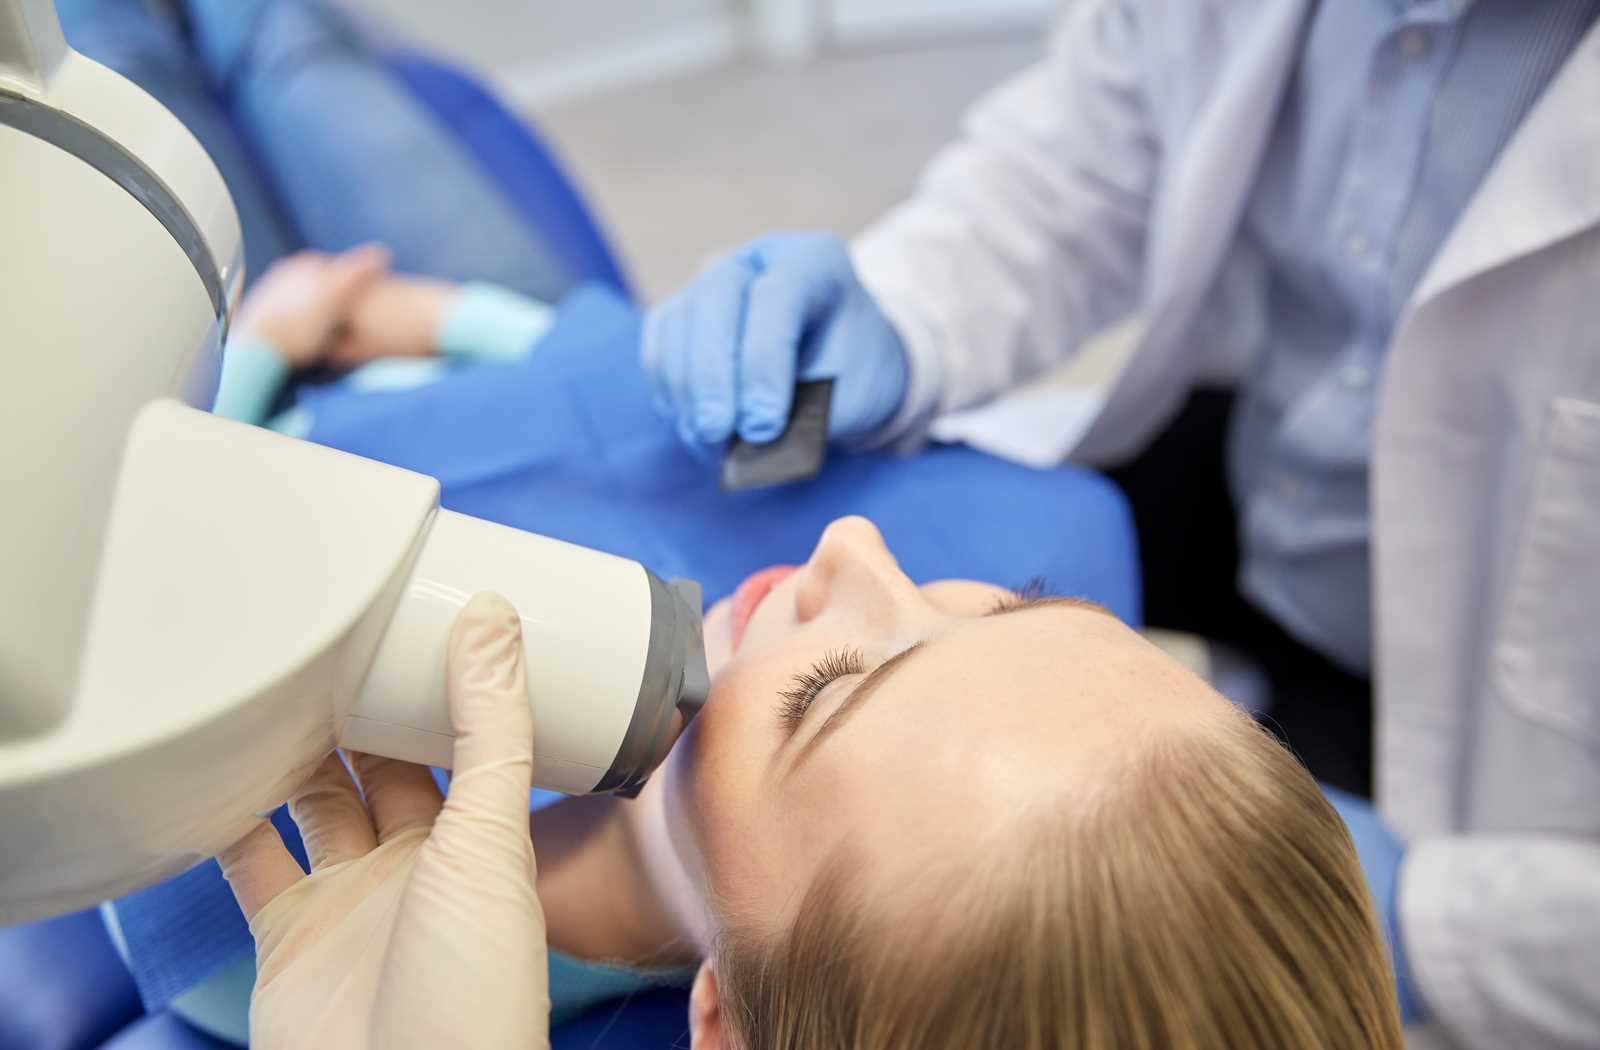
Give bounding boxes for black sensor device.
[719,379,834,491]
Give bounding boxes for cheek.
[690,664,771,782]
[702,598,736,675]
[666,666,779,898]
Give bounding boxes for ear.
[688,959,728,1050]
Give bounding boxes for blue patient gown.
[111,286,1140,1031]
[302,286,1139,606]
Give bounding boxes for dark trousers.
[1107,390,1374,797]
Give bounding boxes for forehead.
[726,605,1230,934]
[886,602,1141,712]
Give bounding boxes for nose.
[794,517,924,625]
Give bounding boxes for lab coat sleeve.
[853,0,1156,447]
[1402,834,1600,1050]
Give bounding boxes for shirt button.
[1339,363,1372,390]
[1345,231,1371,258]
[1277,476,1301,501]
[1399,29,1429,59]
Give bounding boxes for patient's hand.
[331,275,460,368]
[232,246,391,367]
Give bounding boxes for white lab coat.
[852,2,1600,1047]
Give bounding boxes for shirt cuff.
[435,282,556,362]
[860,293,946,453]
[1389,849,1425,1024]
[1399,837,1489,1045]
[212,336,290,425]
[547,949,695,1028]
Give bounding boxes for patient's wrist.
[213,335,291,425]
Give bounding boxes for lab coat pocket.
[1493,396,1600,746]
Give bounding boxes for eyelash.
[988,576,1052,615]
[778,646,866,731]
[775,579,1052,732]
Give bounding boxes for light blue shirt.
[1230,0,1597,671]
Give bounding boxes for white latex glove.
[220,593,549,1050]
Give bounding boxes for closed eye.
[777,647,866,732]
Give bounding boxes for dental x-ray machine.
[0,0,707,924]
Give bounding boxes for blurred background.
[344,0,1060,300]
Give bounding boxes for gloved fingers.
[640,300,684,416]
[440,593,536,824]
[288,751,378,872]
[684,255,756,447]
[737,267,833,442]
[669,327,711,457]
[766,231,852,285]
[218,819,304,923]
[347,751,444,842]
[647,298,712,456]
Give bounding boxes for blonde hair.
[717,709,1402,1049]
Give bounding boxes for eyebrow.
[785,594,1114,773]
[998,594,1116,620]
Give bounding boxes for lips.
[728,565,798,651]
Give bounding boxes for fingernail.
[694,408,727,443]
[741,417,781,442]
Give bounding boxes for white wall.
[828,0,1057,46]
[344,0,742,109]
[344,0,1059,109]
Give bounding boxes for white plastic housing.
[345,511,654,795]
[0,1,684,925]
[0,403,437,921]
[0,403,670,922]
[1,25,243,739]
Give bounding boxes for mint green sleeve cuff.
[547,949,696,1027]
[212,336,290,425]
[435,282,556,362]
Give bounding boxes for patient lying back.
[536,517,1403,1050]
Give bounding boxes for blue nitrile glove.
[642,232,910,457]
[1323,785,1426,1024]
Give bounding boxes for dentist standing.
[644,2,1600,1047]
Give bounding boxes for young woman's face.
[660,516,1223,938]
